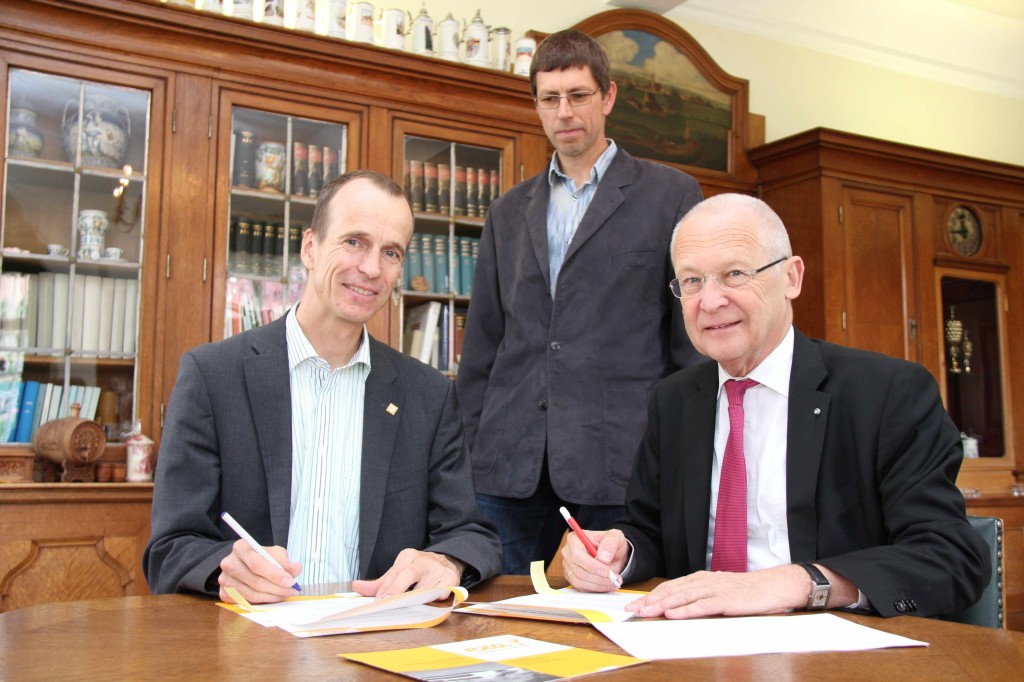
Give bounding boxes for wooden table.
[2,576,1022,680]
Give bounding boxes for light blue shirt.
[546,140,618,295]
[285,306,371,584]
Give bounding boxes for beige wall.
[408,1,1024,166]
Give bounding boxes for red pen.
[559,506,622,588]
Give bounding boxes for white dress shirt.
[285,306,371,584]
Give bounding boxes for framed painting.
[571,9,757,184]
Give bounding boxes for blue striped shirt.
[546,140,618,295]
[285,307,371,584]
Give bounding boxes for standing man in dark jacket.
[457,29,703,574]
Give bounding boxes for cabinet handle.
[908,317,917,341]
[166,253,171,279]
[202,257,208,283]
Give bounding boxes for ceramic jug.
[63,95,131,168]
[351,1,375,44]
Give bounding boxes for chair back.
[940,515,1004,629]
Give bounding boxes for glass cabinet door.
[1,68,149,444]
[223,107,347,338]
[399,131,505,376]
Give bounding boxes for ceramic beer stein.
[409,4,433,56]
[513,37,536,76]
[462,10,490,68]
[351,2,375,44]
[261,0,284,26]
[493,27,511,72]
[377,7,407,50]
[324,0,347,38]
[436,13,460,62]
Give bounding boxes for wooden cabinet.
[0,484,152,612]
[750,129,1024,495]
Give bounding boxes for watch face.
[948,206,982,257]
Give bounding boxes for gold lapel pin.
[386,403,399,415]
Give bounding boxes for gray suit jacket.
[618,330,989,617]
[144,317,501,596]
[457,147,703,505]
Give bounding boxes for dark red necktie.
[711,378,758,572]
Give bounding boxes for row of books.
[403,235,479,296]
[223,274,304,338]
[0,380,103,443]
[402,301,467,374]
[0,272,138,355]
[403,161,500,218]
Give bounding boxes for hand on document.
[219,539,302,605]
[353,547,465,599]
[562,528,630,593]
[623,564,813,619]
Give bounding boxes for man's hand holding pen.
[218,539,302,605]
[561,528,629,593]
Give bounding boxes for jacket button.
[538,400,548,411]
[894,601,907,612]
[550,341,561,351]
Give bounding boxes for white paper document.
[459,588,641,623]
[595,613,928,659]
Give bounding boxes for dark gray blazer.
[457,147,703,505]
[618,330,990,617]
[144,317,501,596]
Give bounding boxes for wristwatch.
[797,563,831,610]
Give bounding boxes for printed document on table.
[457,560,645,624]
[594,613,928,659]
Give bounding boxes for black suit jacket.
[617,330,989,617]
[144,317,501,596]
[457,147,703,505]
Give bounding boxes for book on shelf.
[25,273,38,348]
[51,273,70,352]
[419,234,435,293]
[110,279,127,352]
[123,279,138,353]
[45,384,63,422]
[438,305,449,372]
[97,277,116,352]
[453,311,466,366]
[35,272,55,349]
[403,301,442,365]
[81,275,103,352]
[31,383,51,436]
[13,380,39,443]
[71,274,86,348]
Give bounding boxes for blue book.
[420,234,435,293]
[404,236,422,290]
[433,236,448,294]
[459,238,474,296]
[450,240,462,295]
[14,380,40,442]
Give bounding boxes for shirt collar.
[286,304,372,372]
[547,139,618,187]
[717,325,795,398]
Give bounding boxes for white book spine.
[123,279,138,354]
[81,276,103,353]
[51,273,70,353]
[71,275,86,349]
[98,277,116,352]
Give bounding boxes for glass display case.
[399,133,503,376]
[223,106,347,338]
[1,68,149,445]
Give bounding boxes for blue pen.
[221,511,301,592]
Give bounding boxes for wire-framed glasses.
[535,89,599,109]
[669,257,789,299]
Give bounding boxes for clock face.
[947,206,982,257]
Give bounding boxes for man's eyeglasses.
[669,257,789,299]
[535,89,599,109]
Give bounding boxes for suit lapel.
[243,319,293,547]
[684,367,719,572]
[524,173,554,294]
[786,332,830,562]
[562,149,631,265]
[358,339,402,577]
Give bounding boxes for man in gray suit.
[145,170,501,604]
[457,29,703,574]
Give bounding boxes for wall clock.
[947,206,982,257]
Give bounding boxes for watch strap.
[797,562,831,610]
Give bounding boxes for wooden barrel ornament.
[32,403,106,482]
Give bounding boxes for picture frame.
[570,9,757,184]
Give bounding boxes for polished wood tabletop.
[2,576,1022,681]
